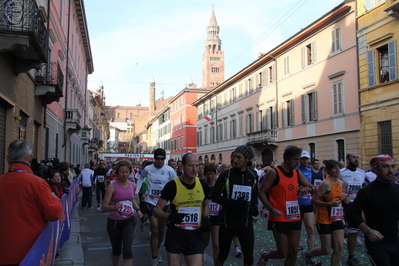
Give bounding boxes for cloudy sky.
[84,0,343,107]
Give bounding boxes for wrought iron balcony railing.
[35,62,64,104]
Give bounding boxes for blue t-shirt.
[296,166,312,206]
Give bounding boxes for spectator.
[0,140,62,265]
[79,163,95,209]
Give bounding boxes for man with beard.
[339,152,366,266]
[347,155,399,266]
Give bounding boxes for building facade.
[357,0,399,169]
[194,1,361,166]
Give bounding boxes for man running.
[347,155,399,266]
[257,145,315,266]
[135,148,177,266]
[338,152,366,266]
[154,153,210,266]
[94,160,109,211]
[212,145,259,266]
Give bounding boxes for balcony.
[246,129,278,146]
[66,109,81,133]
[385,2,399,19]
[80,127,91,142]
[0,0,48,73]
[35,62,64,104]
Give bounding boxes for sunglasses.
[155,157,165,161]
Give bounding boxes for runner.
[301,160,350,266]
[212,145,259,266]
[257,145,315,266]
[154,153,210,266]
[94,160,109,211]
[338,152,366,266]
[347,155,399,266]
[135,148,177,266]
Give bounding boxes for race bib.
[117,200,134,218]
[209,200,220,216]
[313,179,322,188]
[347,181,362,195]
[299,193,311,199]
[330,203,344,221]
[232,185,251,201]
[286,200,300,220]
[178,207,200,229]
[149,183,163,198]
[97,175,105,182]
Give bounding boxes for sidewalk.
[54,205,84,265]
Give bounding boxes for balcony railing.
[0,0,48,72]
[66,109,81,132]
[35,62,64,104]
[246,129,278,146]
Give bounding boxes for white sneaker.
[96,205,101,211]
[150,259,158,266]
[234,246,242,257]
[157,249,162,263]
[256,250,268,266]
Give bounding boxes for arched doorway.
[261,148,274,166]
[205,155,209,163]
[199,156,203,164]
[219,153,223,164]
[211,154,216,163]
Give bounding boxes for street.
[76,199,372,266]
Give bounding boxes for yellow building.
[357,0,399,169]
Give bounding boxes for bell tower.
[202,7,224,88]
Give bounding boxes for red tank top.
[269,166,301,222]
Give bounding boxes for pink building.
[194,1,360,165]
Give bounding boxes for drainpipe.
[63,0,72,161]
[269,55,278,129]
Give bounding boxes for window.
[268,65,275,84]
[283,56,290,76]
[301,91,317,122]
[210,126,215,143]
[239,116,244,137]
[117,113,120,119]
[256,110,263,131]
[266,106,277,129]
[367,40,397,86]
[224,92,227,106]
[282,99,294,127]
[246,113,254,134]
[257,72,263,90]
[231,88,236,103]
[223,121,228,140]
[332,80,344,115]
[217,124,223,142]
[230,119,237,139]
[308,142,316,161]
[302,41,316,68]
[239,84,243,99]
[248,78,253,93]
[331,25,341,53]
[336,139,345,162]
[204,128,208,145]
[378,120,392,155]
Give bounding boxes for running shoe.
[347,256,361,266]
[301,252,322,266]
[234,246,242,257]
[256,250,268,266]
[150,259,158,266]
[157,249,162,263]
[96,205,101,211]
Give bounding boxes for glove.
[228,199,249,209]
[168,213,186,224]
[201,216,212,232]
[250,204,259,217]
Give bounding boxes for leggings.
[107,216,137,259]
[365,234,399,266]
[218,225,254,265]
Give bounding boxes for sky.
[84,0,344,107]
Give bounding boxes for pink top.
[109,181,135,220]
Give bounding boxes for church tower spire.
[202,6,224,88]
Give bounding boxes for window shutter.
[336,27,341,50]
[331,30,335,52]
[256,111,260,131]
[311,41,316,64]
[333,83,337,114]
[367,49,375,86]
[246,114,249,134]
[301,47,305,68]
[266,108,271,129]
[272,65,276,82]
[301,94,306,123]
[262,109,267,130]
[312,91,318,121]
[282,102,286,127]
[272,106,277,129]
[388,40,397,80]
[338,83,343,114]
[289,100,294,126]
[262,70,267,87]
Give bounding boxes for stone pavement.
[54,200,373,266]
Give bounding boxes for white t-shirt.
[135,164,177,206]
[339,167,366,202]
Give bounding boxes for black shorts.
[268,220,302,234]
[210,215,220,226]
[139,201,149,214]
[300,205,314,218]
[146,202,169,217]
[316,221,344,234]
[165,225,203,255]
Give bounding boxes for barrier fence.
[20,177,81,266]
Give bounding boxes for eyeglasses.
[155,157,165,161]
